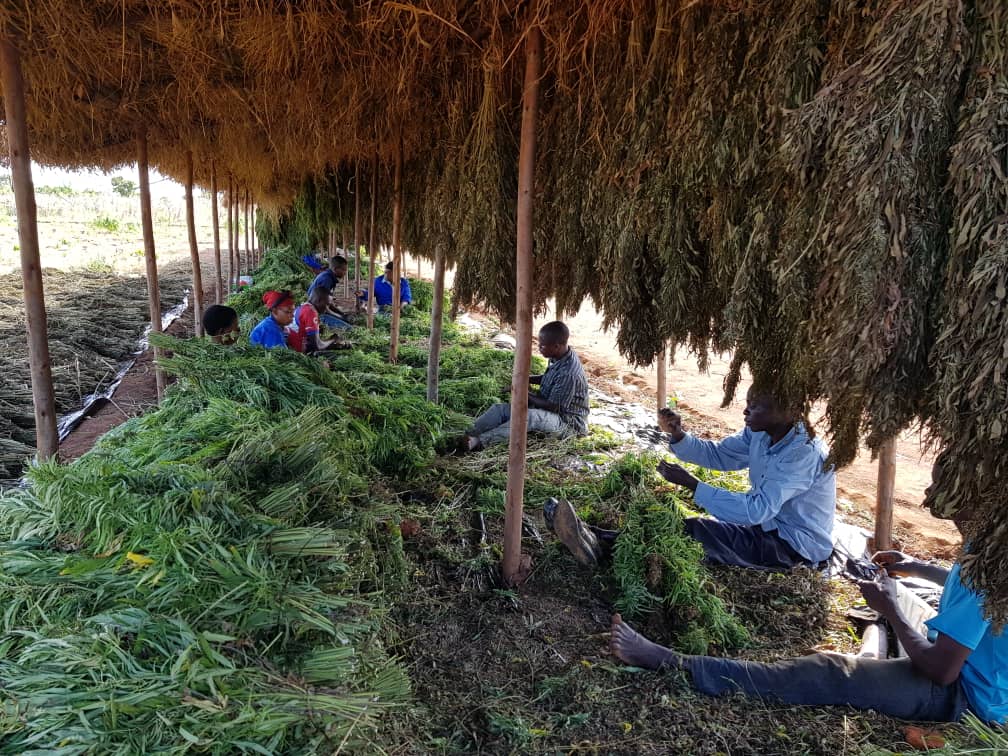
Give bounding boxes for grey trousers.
[469,402,571,446]
[681,652,968,722]
[681,581,964,721]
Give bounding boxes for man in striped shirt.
[463,321,589,451]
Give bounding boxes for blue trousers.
[321,312,353,331]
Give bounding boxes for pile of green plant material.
[0,335,425,751]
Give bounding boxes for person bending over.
[549,386,835,570]
[249,290,294,349]
[308,256,353,330]
[357,261,412,314]
[202,305,240,345]
[287,286,341,355]
[463,321,589,451]
[609,462,1007,725]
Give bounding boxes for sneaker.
[549,498,599,567]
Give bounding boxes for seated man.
[201,304,240,345]
[551,387,835,570]
[609,461,1008,725]
[653,388,836,569]
[307,255,353,330]
[357,261,412,313]
[463,321,589,451]
[287,286,342,354]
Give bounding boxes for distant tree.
[111,175,137,197]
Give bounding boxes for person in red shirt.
[288,285,340,354]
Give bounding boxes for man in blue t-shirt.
[307,256,352,330]
[607,458,1007,724]
[357,261,411,312]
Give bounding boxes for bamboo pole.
[1,36,59,460]
[502,23,543,587]
[135,127,165,400]
[656,344,667,409]
[367,151,378,331]
[233,183,240,281]
[427,247,447,403]
[184,151,206,336]
[354,161,362,297]
[210,161,223,303]
[341,226,350,298]
[244,187,250,274]
[389,130,404,363]
[874,438,897,551]
[226,176,234,292]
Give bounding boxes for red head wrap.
[262,290,294,311]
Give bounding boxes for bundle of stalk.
[924,0,1008,621]
[0,338,417,750]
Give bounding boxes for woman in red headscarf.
[249,290,295,348]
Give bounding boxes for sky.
[29,163,186,201]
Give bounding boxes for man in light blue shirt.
[655,388,836,569]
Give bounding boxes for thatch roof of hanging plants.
[1,0,1008,620]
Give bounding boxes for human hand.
[658,408,685,442]
[871,550,921,578]
[858,574,900,618]
[656,460,698,491]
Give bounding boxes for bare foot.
[610,613,680,670]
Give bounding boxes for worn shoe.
[546,498,599,567]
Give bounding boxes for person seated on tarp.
[461,321,589,452]
[301,252,327,275]
[287,285,343,355]
[608,459,1008,726]
[249,290,295,349]
[549,386,835,570]
[307,255,353,330]
[356,261,412,314]
[202,304,240,345]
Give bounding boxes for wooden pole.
[233,183,240,280]
[136,127,165,400]
[874,437,897,551]
[656,343,667,409]
[1,36,59,460]
[367,150,378,331]
[341,226,350,298]
[244,187,250,274]
[389,131,404,363]
[226,176,234,292]
[210,161,223,303]
[427,246,447,403]
[417,256,421,279]
[354,161,362,297]
[185,151,206,336]
[502,23,543,587]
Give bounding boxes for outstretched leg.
[610,614,681,670]
[609,614,967,722]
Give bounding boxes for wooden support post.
[226,176,234,291]
[136,127,165,400]
[427,246,446,403]
[502,23,543,587]
[244,187,250,274]
[656,343,667,409]
[210,161,223,303]
[1,36,59,460]
[389,131,404,363]
[367,151,378,331]
[233,184,240,280]
[874,437,897,551]
[417,256,421,279]
[354,161,362,297]
[185,151,205,336]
